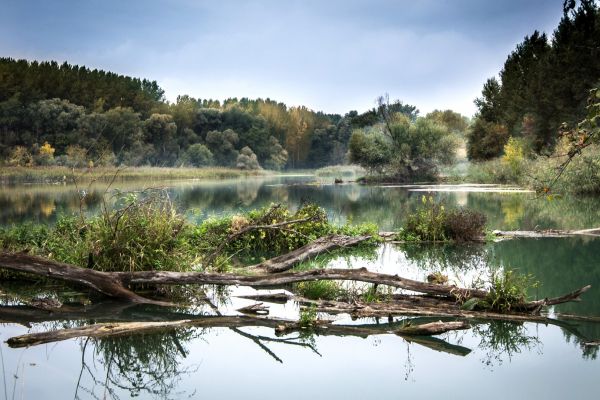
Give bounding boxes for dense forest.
[467,0,600,160]
[1,57,440,170]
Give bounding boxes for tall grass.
[0,166,271,184]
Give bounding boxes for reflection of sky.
[2,322,599,399]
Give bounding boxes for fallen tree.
[0,250,590,314]
[493,227,600,239]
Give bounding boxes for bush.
[444,208,487,242]
[402,196,447,242]
[182,143,213,167]
[88,194,197,272]
[398,196,486,242]
[236,146,261,170]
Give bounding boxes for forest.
[0,57,433,171]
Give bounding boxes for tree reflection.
[76,328,201,399]
[472,321,541,369]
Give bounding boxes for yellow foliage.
[39,142,55,157]
[502,137,525,175]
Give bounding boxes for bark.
[395,320,470,335]
[117,267,490,301]
[493,228,600,239]
[236,293,292,304]
[252,234,372,272]
[0,252,170,306]
[1,251,590,312]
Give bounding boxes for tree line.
[2,57,448,170]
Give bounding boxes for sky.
[1,0,566,116]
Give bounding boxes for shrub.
[444,208,487,242]
[182,143,213,167]
[398,196,486,242]
[402,196,447,242]
[88,193,197,272]
[236,146,261,170]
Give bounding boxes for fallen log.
[493,227,600,239]
[0,252,171,306]
[236,292,292,304]
[252,234,372,272]
[395,320,470,335]
[0,252,590,312]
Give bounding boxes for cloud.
[1,0,565,116]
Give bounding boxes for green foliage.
[400,196,448,242]
[299,304,318,327]
[349,111,460,181]
[482,270,539,312]
[468,1,600,158]
[296,281,342,300]
[89,194,197,272]
[397,196,486,242]
[348,128,393,174]
[467,117,509,160]
[181,143,213,167]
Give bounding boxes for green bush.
[88,195,197,272]
[398,196,486,242]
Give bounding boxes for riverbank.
[0,166,274,184]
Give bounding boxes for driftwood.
[236,303,269,315]
[0,252,171,306]
[0,251,590,314]
[236,292,292,304]
[493,227,600,239]
[252,234,371,272]
[395,320,470,335]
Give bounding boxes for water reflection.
[3,178,600,231]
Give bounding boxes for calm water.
[1,175,599,399]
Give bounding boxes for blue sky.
[1,0,565,116]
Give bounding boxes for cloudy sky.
[1,0,565,116]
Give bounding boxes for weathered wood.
[236,303,269,315]
[493,227,600,239]
[1,251,590,312]
[395,320,470,335]
[252,234,372,272]
[403,335,472,356]
[236,292,292,304]
[117,267,490,301]
[0,252,170,306]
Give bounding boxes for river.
[1,175,599,399]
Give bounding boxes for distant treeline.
[0,57,415,169]
[468,0,600,160]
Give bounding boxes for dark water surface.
[1,176,599,399]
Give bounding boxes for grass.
[0,198,379,275]
[0,165,271,184]
[295,280,343,300]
